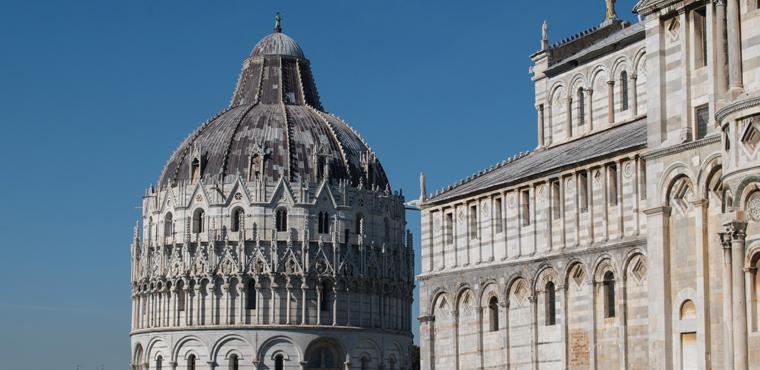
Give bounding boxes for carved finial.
[274,12,282,33]
[605,0,618,21]
[541,21,549,50]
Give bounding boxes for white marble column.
[726,0,743,93]
[286,279,292,325]
[237,283,245,325]
[537,105,545,148]
[301,280,307,324]
[715,0,729,95]
[728,221,749,370]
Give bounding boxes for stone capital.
[724,220,748,241]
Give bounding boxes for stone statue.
[541,20,549,50]
[419,172,426,201]
[274,12,282,32]
[605,0,618,20]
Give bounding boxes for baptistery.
[130,18,414,370]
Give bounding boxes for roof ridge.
[426,150,532,199]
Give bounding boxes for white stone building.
[417,0,760,369]
[130,18,414,370]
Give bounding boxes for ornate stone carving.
[748,192,760,222]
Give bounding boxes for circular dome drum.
[131,19,414,370]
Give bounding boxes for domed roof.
[251,32,305,59]
[158,21,389,190]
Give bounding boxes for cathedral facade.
[417,0,760,369]
[129,20,414,370]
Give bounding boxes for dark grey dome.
[251,32,305,59]
[158,29,389,190]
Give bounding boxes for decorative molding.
[716,96,760,123]
[641,135,721,160]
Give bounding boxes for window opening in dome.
[249,153,262,181]
[316,156,326,181]
[231,208,245,232]
[191,158,201,184]
[193,209,206,233]
[276,208,288,232]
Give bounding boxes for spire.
[274,12,282,33]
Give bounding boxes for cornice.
[641,135,721,161]
[715,95,760,123]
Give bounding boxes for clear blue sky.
[0,1,638,369]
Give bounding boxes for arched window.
[318,212,330,234]
[488,296,499,331]
[188,354,196,370]
[545,281,556,326]
[156,355,163,370]
[191,158,201,183]
[577,88,585,126]
[384,217,390,242]
[603,271,616,318]
[228,354,239,370]
[307,345,337,369]
[192,209,205,233]
[320,282,330,311]
[389,357,396,370]
[360,357,369,370]
[164,212,173,237]
[177,280,185,311]
[355,213,364,235]
[274,354,284,370]
[620,71,629,111]
[275,208,287,232]
[246,280,257,309]
[231,208,244,232]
